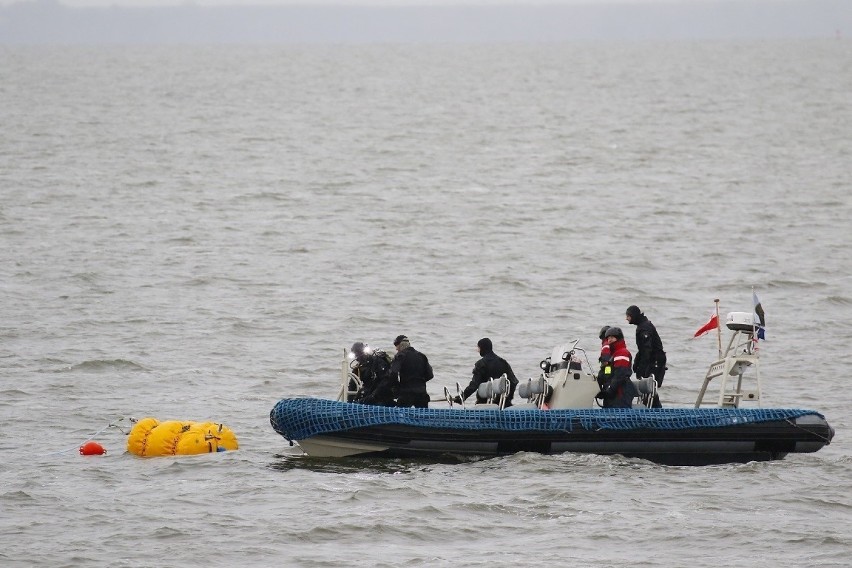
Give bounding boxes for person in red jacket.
[596,327,638,408]
[597,325,613,389]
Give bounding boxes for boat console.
[538,340,601,409]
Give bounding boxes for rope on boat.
[269,398,824,442]
[784,418,834,443]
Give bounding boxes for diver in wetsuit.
[455,338,518,407]
[349,342,396,406]
[626,305,667,408]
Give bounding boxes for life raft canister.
[126,418,239,457]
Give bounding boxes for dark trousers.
[396,391,430,408]
[654,365,666,387]
[650,365,666,408]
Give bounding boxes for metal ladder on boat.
[695,329,762,408]
[338,348,362,402]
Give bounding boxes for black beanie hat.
[626,305,642,319]
[605,326,624,340]
[477,337,493,353]
[393,335,409,346]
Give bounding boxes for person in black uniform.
[389,335,433,408]
[349,341,396,406]
[454,338,518,407]
[625,305,667,408]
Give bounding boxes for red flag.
[694,313,719,338]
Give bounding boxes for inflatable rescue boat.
[270,313,834,466]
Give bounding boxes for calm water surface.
[1,40,850,567]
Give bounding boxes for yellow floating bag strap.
[202,422,223,453]
[126,417,160,457]
[197,422,223,453]
[176,423,216,455]
[206,422,239,451]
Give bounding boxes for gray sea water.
[1,40,851,567]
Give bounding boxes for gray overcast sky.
[0,0,799,6]
[3,0,844,43]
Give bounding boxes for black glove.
[452,396,463,405]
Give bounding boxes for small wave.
[164,236,195,245]
[0,490,36,502]
[151,526,191,539]
[268,453,474,475]
[487,275,530,289]
[344,313,396,326]
[127,179,158,188]
[0,388,30,397]
[613,284,649,296]
[444,185,491,196]
[809,199,846,208]
[825,295,852,306]
[184,276,213,286]
[66,359,149,373]
[71,271,101,283]
[231,190,290,202]
[229,320,263,331]
[767,279,828,289]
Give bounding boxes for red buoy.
[79,441,106,456]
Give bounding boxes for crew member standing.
[455,338,518,407]
[389,335,433,408]
[597,325,614,390]
[596,327,638,408]
[625,305,666,408]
